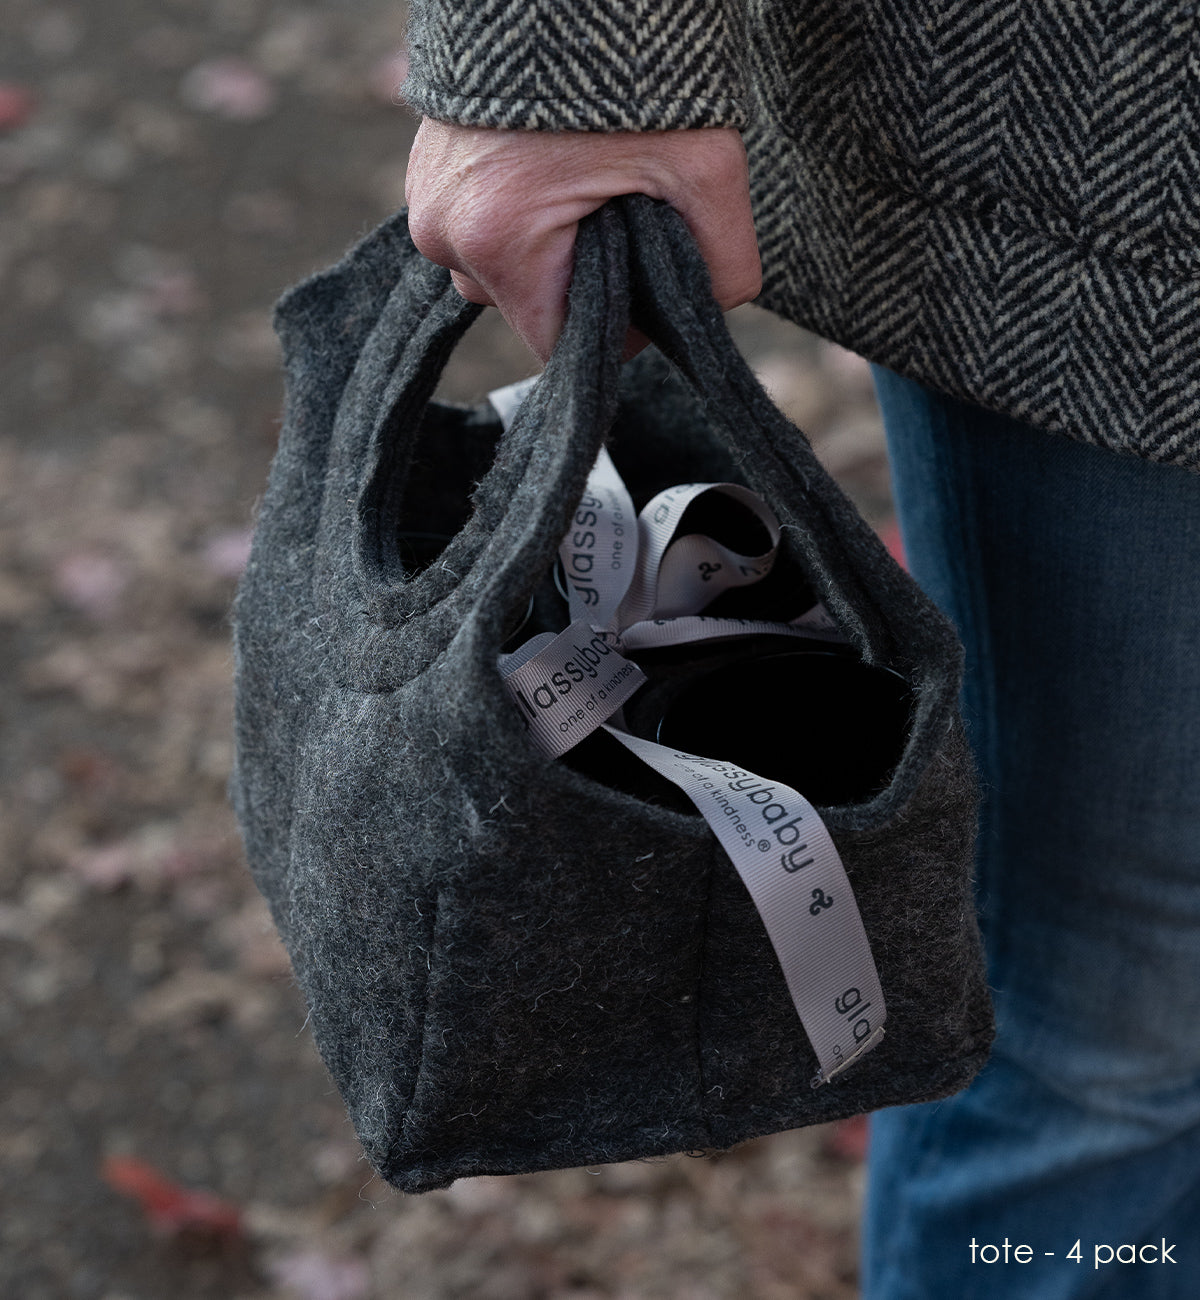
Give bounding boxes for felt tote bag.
[231,195,993,1194]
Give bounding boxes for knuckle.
[405,206,447,265]
[447,218,493,271]
[449,191,515,272]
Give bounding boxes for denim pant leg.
[862,368,1200,1299]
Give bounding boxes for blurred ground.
[0,2,894,1297]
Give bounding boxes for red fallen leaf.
[877,520,906,569]
[102,1156,243,1239]
[0,84,35,131]
[823,1114,870,1163]
[58,746,124,792]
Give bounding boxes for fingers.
[405,121,761,361]
[455,218,580,360]
[409,131,604,357]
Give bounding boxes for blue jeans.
[863,369,1200,1298]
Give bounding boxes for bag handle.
[328,202,633,651]
[615,198,961,688]
[330,196,953,690]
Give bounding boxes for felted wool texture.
[232,196,993,1194]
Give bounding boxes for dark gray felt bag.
[232,196,993,1193]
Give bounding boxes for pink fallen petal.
[369,50,410,104]
[180,58,276,121]
[53,552,128,619]
[203,527,253,578]
[146,269,205,318]
[159,840,217,882]
[266,1250,371,1300]
[69,842,141,891]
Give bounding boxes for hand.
[404,120,761,361]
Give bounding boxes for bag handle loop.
[328,202,631,644]
[330,197,953,696]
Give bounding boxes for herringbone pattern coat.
[405,0,1200,472]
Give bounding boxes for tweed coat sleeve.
[403,0,749,131]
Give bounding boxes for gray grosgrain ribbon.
[492,380,886,1086]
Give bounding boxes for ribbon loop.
[488,382,887,1084]
[615,480,782,626]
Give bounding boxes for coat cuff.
[403,0,749,132]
